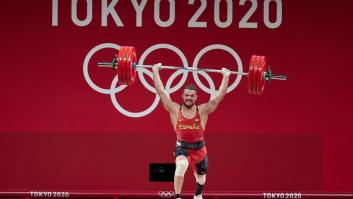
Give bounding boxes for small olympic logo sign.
[157,191,175,198]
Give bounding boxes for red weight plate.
[252,55,260,95]
[258,56,267,95]
[131,47,137,84]
[263,56,267,94]
[121,46,129,85]
[125,47,133,85]
[248,55,256,95]
[116,48,121,83]
[117,46,126,84]
[126,46,137,85]
[124,46,130,85]
[256,56,262,95]
[123,47,130,85]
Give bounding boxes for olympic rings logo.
[157,191,175,198]
[83,43,243,118]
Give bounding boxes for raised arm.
[199,68,230,115]
[152,63,178,112]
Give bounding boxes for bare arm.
[152,63,178,112]
[199,68,230,115]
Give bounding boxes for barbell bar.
[98,62,288,81]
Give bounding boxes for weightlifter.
[152,63,230,199]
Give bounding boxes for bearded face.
[182,89,197,109]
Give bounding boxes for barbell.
[97,46,287,95]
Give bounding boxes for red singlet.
[175,106,204,143]
[175,106,207,164]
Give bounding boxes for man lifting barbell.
[152,63,230,199]
[97,46,287,199]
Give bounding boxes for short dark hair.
[183,83,197,93]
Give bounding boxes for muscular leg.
[194,173,206,197]
[174,155,189,198]
[193,155,208,198]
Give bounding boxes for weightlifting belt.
[176,140,205,150]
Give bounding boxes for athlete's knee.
[194,173,206,185]
[175,157,189,177]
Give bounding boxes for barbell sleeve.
[268,74,288,80]
[97,62,115,67]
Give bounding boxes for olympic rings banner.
[83,43,243,118]
[0,0,353,193]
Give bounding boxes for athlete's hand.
[221,67,231,77]
[152,63,162,71]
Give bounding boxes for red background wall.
[0,0,352,193]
